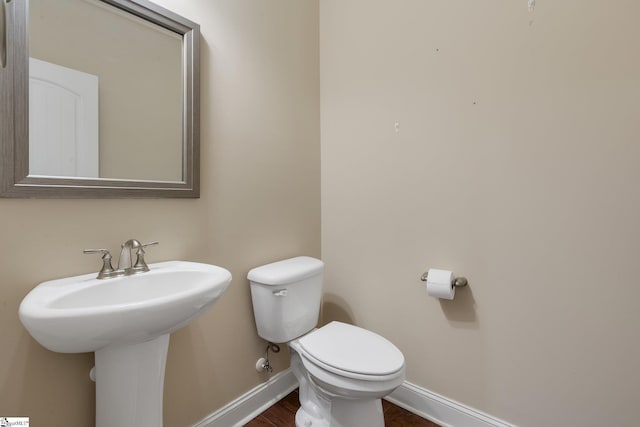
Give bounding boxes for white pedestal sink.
[19,261,232,427]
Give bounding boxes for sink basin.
[19,260,232,353]
[19,260,232,427]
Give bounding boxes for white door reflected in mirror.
[29,57,99,178]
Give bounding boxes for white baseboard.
[191,369,298,427]
[385,381,516,427]
[192,372,515,427]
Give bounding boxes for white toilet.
[248,256,405,427]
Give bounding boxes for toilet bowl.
[248,257,406,427]
[290,321,405,427]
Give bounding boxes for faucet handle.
[83,249,122,279]
[83,248,110,255]
[130,241,159,273]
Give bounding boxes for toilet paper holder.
[420,271,468,288]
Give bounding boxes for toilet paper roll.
[426,268,455,300]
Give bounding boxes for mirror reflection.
[28,0,184,182]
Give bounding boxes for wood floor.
[244,389,440,427]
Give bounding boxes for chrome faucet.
[84,239,159,279]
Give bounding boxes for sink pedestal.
[95,334,170,427]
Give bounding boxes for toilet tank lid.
[247,256,324,286]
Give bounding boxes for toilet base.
[291,346,386,427]
[295,406,329,427]
[333,398,385,427]
[294,396,385,427]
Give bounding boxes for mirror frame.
[0,0,200,198]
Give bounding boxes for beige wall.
[0,1,320,426]
[5,0,640,426]
[320,1,640,426]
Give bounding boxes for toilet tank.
[248,256,324,343]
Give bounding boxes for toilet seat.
[296,321,405,381]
